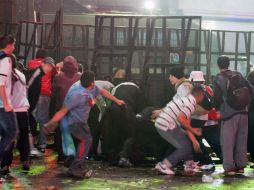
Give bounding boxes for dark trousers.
[1,112,30,167]
[28,109,38,136]
[88,105,101,157]
[101,104,136,165]
[191,118,221,163]
[248,104,254,160]
[0,109,18,163]
[202,124,221,160]
[53,124,65,160]
[69,123,92,161]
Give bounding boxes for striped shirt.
[155,94,196,131]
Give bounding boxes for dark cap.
[169,66,185,79]
[44,57,55,67]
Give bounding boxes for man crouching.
[44,70,125,178]
[153,85,205,175]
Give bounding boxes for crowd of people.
[0,34,254,179]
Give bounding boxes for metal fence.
[2,11,254,106]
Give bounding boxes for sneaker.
[118,157,133,168]
[236,168,244,174]
[224,170,236,176]
[22,160,30,171]
[155,162,175,175]
[200,164,215,172]
[30,148,43,157]
[0,177,6,183]
[67,161,90,178]
[57,155,67,164]
[38,146,46,153]
[184,160,200,173]
[84,169,93,178]
[64,156,75,168]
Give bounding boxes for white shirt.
[10,69,30,112]
[174,81,192,100]
[95,80,114,91]
[0,57,12,108]
[95,80,115,121]
[111,82,139,95]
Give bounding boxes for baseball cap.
[44,57,55,67]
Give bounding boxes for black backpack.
[223,71,250,110]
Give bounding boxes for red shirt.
[27,58,54,96]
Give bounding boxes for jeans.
[60,117,76,156]
[36,95,50,148]
[0,109,18,162]
[2,112,31,167]
[70,123,92,161]
[156,126,194,166]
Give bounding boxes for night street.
[1,1,254,190]
[1,149,254,190]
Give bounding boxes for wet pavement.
[1,149,254,190]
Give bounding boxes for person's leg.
[234,114,248,171]
[118,110,136,166]
[157,127,194,167]
[1,143,14,174]
[221,117,238,172]
[60,118,76,157]
[100,107,123,165]
[29,132,42,157]
[0,110,18,162]
[28,108,38,137]
[16,112,30,170]
[191,119,214,165]
[248,109,254,161]
[88,105,101,158]
[165,130,194,166]
[203,124,222,160]
[69,123,92,161]
[68,123,92,177]
[36,95,50,151]
[54,124,66,162]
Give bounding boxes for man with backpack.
[213,55,253,176]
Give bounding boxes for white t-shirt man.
[0,57,13,108]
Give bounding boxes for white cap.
[189,71,205,82]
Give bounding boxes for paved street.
[1,149,254,190]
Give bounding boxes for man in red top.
[27,49,56,153]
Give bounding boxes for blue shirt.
[63,81,100,125]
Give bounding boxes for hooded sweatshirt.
[50,56,81,115]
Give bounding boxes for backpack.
[223,71,250,110]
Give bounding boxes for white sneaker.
[30,148,43,157]
[155,162,175,175]
[184,160,200,173]
[200,164,215,171]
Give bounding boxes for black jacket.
[25,66,45,112]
